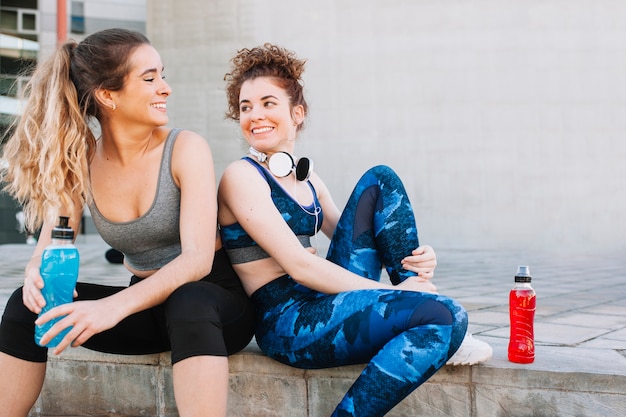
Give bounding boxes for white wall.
[150,0,626,256]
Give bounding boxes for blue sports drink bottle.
[35,216,80,348]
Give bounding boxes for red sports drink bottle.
[508,265,536,363]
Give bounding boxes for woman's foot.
[446,333,493,365]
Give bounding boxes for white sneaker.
[446,333,493,366]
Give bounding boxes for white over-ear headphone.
[249,146,321,251]
[249,147,313,181]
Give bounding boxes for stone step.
[29,338,626,417]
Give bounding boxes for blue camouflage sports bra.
[220,157,323,264]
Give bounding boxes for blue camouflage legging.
[251,165,468,417]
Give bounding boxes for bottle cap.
[515,265,532,283]
[51,216,75,240]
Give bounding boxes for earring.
[111,103,116,110]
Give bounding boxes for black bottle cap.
[51,216,75,240]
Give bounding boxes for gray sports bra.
[87,128,182,271]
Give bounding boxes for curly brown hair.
[224,43,308,131]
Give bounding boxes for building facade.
[149,0,626,256]
[2,1,624,255]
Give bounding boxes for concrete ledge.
[30,338,626,417]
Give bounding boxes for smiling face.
[112,44,171,128]
[238,76,304,154]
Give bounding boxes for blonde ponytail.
[1,41,94,232]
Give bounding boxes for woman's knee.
[366,164,396,179]
[165,282,229,362]
[0,287,48,362]
[444,296,468,329]
[408,295,467,332]
[408,298,453,328]
[2,287,34,321]
[438,296,468,354]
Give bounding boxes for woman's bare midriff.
[231,257,289,296]
[125,263,158,279]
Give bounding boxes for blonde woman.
[0,29,254,417]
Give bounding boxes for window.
[0,7,39,35]
[71,1,85,34]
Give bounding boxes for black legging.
[0,249,255,364]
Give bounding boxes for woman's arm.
[219,162,435,295]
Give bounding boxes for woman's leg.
[0,287,49,416]
[326,165,467,358]
[79,266,253,417]
[79,259,253,416]
[163,255,255,416]
[165,282,231,417]
[0,282,235,417]
[330,295,467,417]
[327,165,420,284]
[314,166,468,415]
[253,279,468,417]
[173,355,229,417]
[82,251,254,358]
[0,268,254,417]
[0,281,165,416]
[0,353,45,417]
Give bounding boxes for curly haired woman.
[217,43,473,417]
